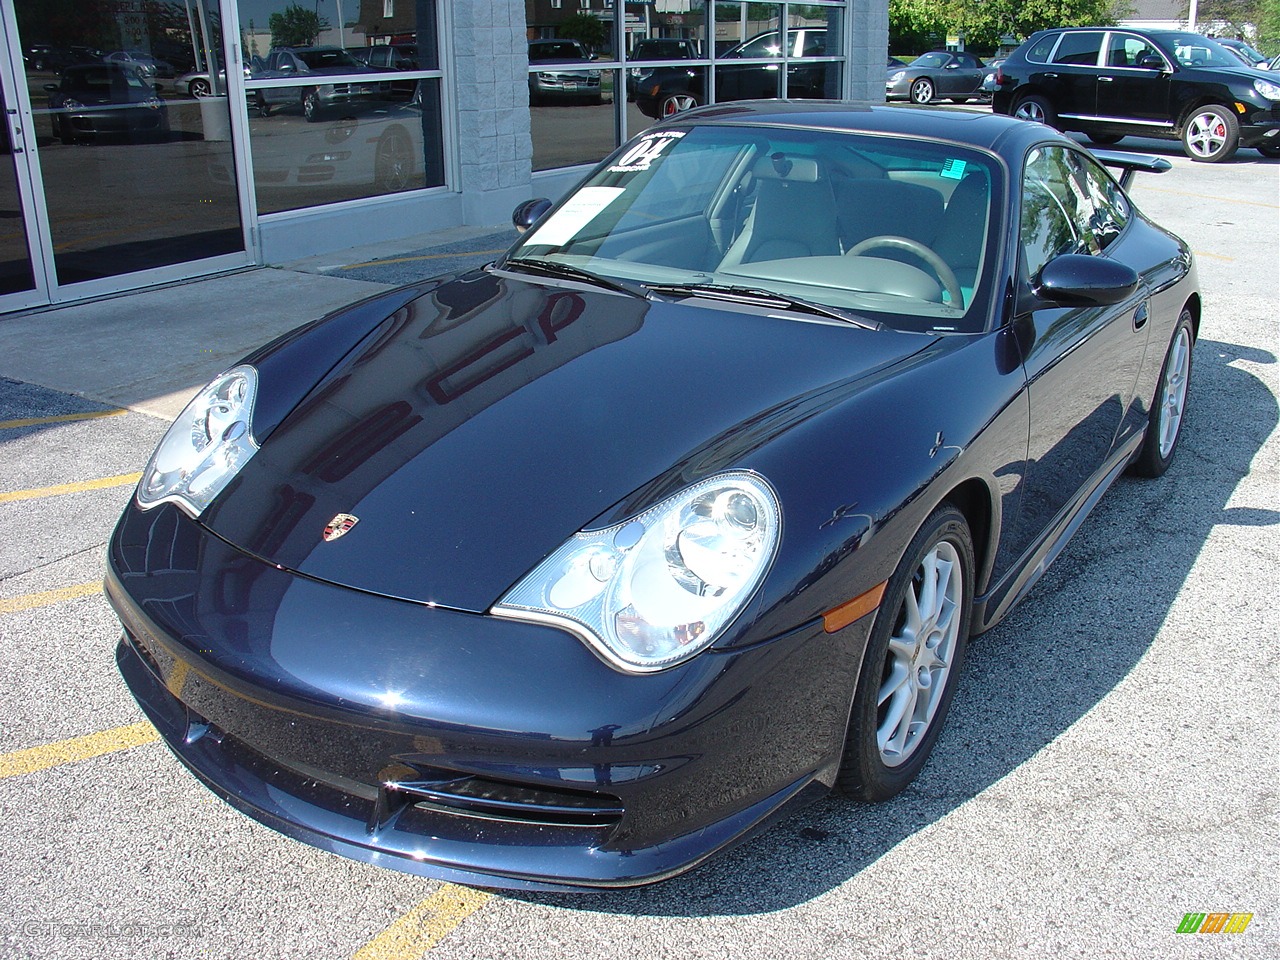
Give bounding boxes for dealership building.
[0,1,884,314]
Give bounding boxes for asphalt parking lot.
[1,134,1277,960]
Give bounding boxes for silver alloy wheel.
[1157,326,1191,458]
[190,78,211,98]
[1185,110,1229,159]
[662,94,697,117]
[877,540,962,766]
[911,78,933,103]
[374,129,412,192]
[1015,99,1046,122]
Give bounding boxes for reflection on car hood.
[200,271,935,611]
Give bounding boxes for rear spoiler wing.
[1089,150,1173,189]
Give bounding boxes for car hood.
[200,270,935,612]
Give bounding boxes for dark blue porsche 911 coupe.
[107,102,1198,891]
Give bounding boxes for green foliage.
[557,12,607,51]
[890,0,1120,53]
[1259,0,1280,53]
[269,3,326,48]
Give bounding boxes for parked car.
[528,39,602,104]
[252,47,388,121]
[109,101,1199,891]
[104,49,175,79]
[1214,38,1269,68]
[626,38,697,100]
[178,57,251,98]
[632,28,833,118]
[992,27,1280,160]
[45,63,168,143]
[886,50,990,103]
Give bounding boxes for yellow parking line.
[1137,184,1280,209]
[341,249,507,270]
[0,409,126,430]
[1192,250,1235,262]
[0,581,101,615]
[353,885,493,960]
[0,472,142,505]
[0,722,159,780]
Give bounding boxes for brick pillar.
[451,0,535,224]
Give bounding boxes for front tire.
[189,77,212,98]
[660,92,699,117]
[837,504,975,801]
[1182,105,1239,162]
[302,88,322,122]
[1131,311,1194,478]
[910,78,934,104]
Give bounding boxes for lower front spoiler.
[117,630,826,892]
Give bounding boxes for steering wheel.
[847,235,964,307]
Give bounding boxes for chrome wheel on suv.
[1013,94,1056,127]
[1182,105,1240,162]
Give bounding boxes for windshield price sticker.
[530,187,627,246]
[608,130,686,173]
[941,158,968,181]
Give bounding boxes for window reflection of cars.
[214,103,423,206]
[253,47,388,122]
[44,64,168,144]
[353,44,422,99]
[528,39,602,105]
[632,28,833,119]
[178,58,252,99]
[886,51,990,104]
[104,50,176,79]
[1215,38,1269,68]
[625,39,697,100]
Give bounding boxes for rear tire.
[1131,311,1194,478]
[837,504,974,802]
[1013,93,1056,127]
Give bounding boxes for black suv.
[992,27,1280,161]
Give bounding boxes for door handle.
[1099,76,1114,82]
[1043,72,1058,78]
[1133,302,1149,330]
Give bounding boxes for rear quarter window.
[1052,31,1105,66]
[1025,35,1058,63]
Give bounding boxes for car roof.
[663,100,1048,156]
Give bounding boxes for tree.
[557,12,607,51]
[891,0,1119,53]
[268,3,326,48]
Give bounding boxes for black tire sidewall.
[911,79,933,103]
[1182,105,1239,162]
[837,504,975,802]
[1131,311,1194,478]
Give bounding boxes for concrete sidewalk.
[0,223,519,420]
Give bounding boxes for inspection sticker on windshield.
[608,130,686,173]
[532,187,627,246]
[941,158,968,181]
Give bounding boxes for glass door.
[0,13,44,313]
[9,0,252,303]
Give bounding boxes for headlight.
[136,365,260,517]
[1253,78,1280,100]
[494,471,781,673]
[888,71,905,83]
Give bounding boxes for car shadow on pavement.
[509,336,1277,915]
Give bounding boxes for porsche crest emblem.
[323,513,359,542]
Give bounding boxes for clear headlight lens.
[888,71,905,83]
[136,365,260,517]
[494,471,781,673]
[1253,78,1280,100]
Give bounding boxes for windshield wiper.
[498,257,652,300]
[646,282,881,330]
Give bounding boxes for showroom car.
[991,27,1280,161]
[886,50,991,103]
[45,63,168,143]
[528,39,602,105]
[108,102,1198,891]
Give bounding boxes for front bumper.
[1240,102,1280,146]
[107,503,869,890]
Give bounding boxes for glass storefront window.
[526,2,848,170]
[243,0,444,213]
[530,69,618,172]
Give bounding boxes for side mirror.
[512,197,553,233]
[43,83,58,92]
[1136,54,1165,70]
[1034,254,1139,307]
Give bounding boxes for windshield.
[1155,33,1246,68]
[506,124,1000,333]
[910,52,951,68]
[296,48,364,70]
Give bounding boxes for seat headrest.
[753,154,820,183]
